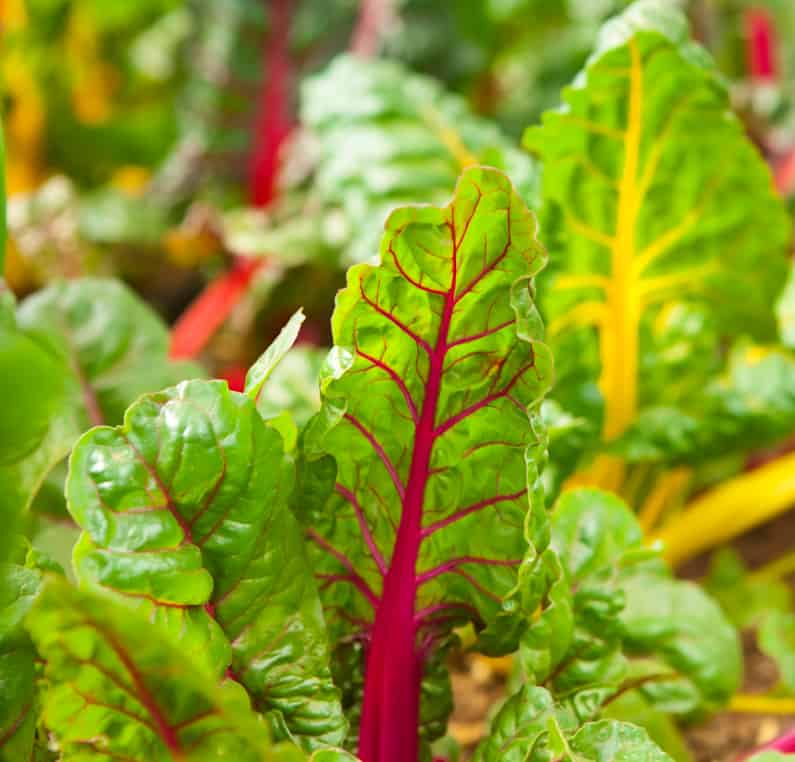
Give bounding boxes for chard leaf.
[611,344,795,465]
[471,685,558,762]
[67,379,346,750]
[26,580,280,761]
[526,0,790,471]
[560,720,673,762]
[303,167,552,753]
[252,55,537,267]
[548,489,740,715]
[474,688,673,762]
[0,277,201,515]
[758,611,795,693]
[245,308,306,407]
[0,540,49,760]
[704,549,791,630]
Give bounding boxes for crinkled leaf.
[612,344,795,465]
[526,0,790,457]
[759,611,795,693]
[618,571,741,714]
[26,580,280,761]
[254,55,539,267]
[0,540,48,761]
[560,720,674,762]
[67,379,346,750]
[602,692,693,762]
[704,548,791,630]
[303,167,551,749]
[1,277,201,515]
[471,685,558,762]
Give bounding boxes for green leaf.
[471,685,558,762]
[264,55,539,267]
[0,542,45,760]
[526,0,791,454]
[563,720,674,762]
[745,753,795,762]
[0,277,201,516]
[759,611,795,693]
[245,309,306,407]
[618,571,741,714]
[777,263,795,350]
[704,549,791,630]
[611,343,795,466]
[26,580,280,761]
[602,692,693,762]
[67,379,346,750]
[302,166,552,747]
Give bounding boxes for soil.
[448,508,795,761]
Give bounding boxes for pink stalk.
[357,238,458,762]
[745,8,778,83]
[169,0,295,360]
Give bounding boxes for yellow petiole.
[653,452,795,567]
[730,694,795,715]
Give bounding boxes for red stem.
[169,0,295,360]
[745,7,778,83]
[357,231,458,762]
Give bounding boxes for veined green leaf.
[526,0,790,485]
[245,55,538,268]
[26,580,281,761]
[67,379,346,750]
[0,278,201,516]
[560,720,674,762]
[302,166,551,755]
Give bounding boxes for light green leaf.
[1,277,201,516]
[26,580,278,761]
[245,309,306,407]
[527,0,790,457]
[759,611,795,693]
[564,720,674,762]
[67,379,346,750]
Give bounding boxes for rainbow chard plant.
[0,166,741,762]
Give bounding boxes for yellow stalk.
[730,694,795,715]
[638,467,691,533]
[599,39,643,445]
[653,452,795,567]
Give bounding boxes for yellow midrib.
[602,38,643,442]
[578,39,644,491]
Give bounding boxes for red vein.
[355,347,419,423]
[359,280,432,355]
[387,245,446,295]
[416,556,521,586]
[433,360,534,437]
[307,529,379,608]
[344,413,406,498]
[85,616,182,754]
[413,601,480,625]
[421,489,526,537]
[336,483,387,575]
[447,319,514,349]
[0,702,31,748]
[454,206,511,304]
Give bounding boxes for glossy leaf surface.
[67,379,345,750]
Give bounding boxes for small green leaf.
[471,685,557,762]
[565,720,674,762]
[245,309,306,407]
[26,580,275,761]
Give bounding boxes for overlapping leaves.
[67,378,345,750]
